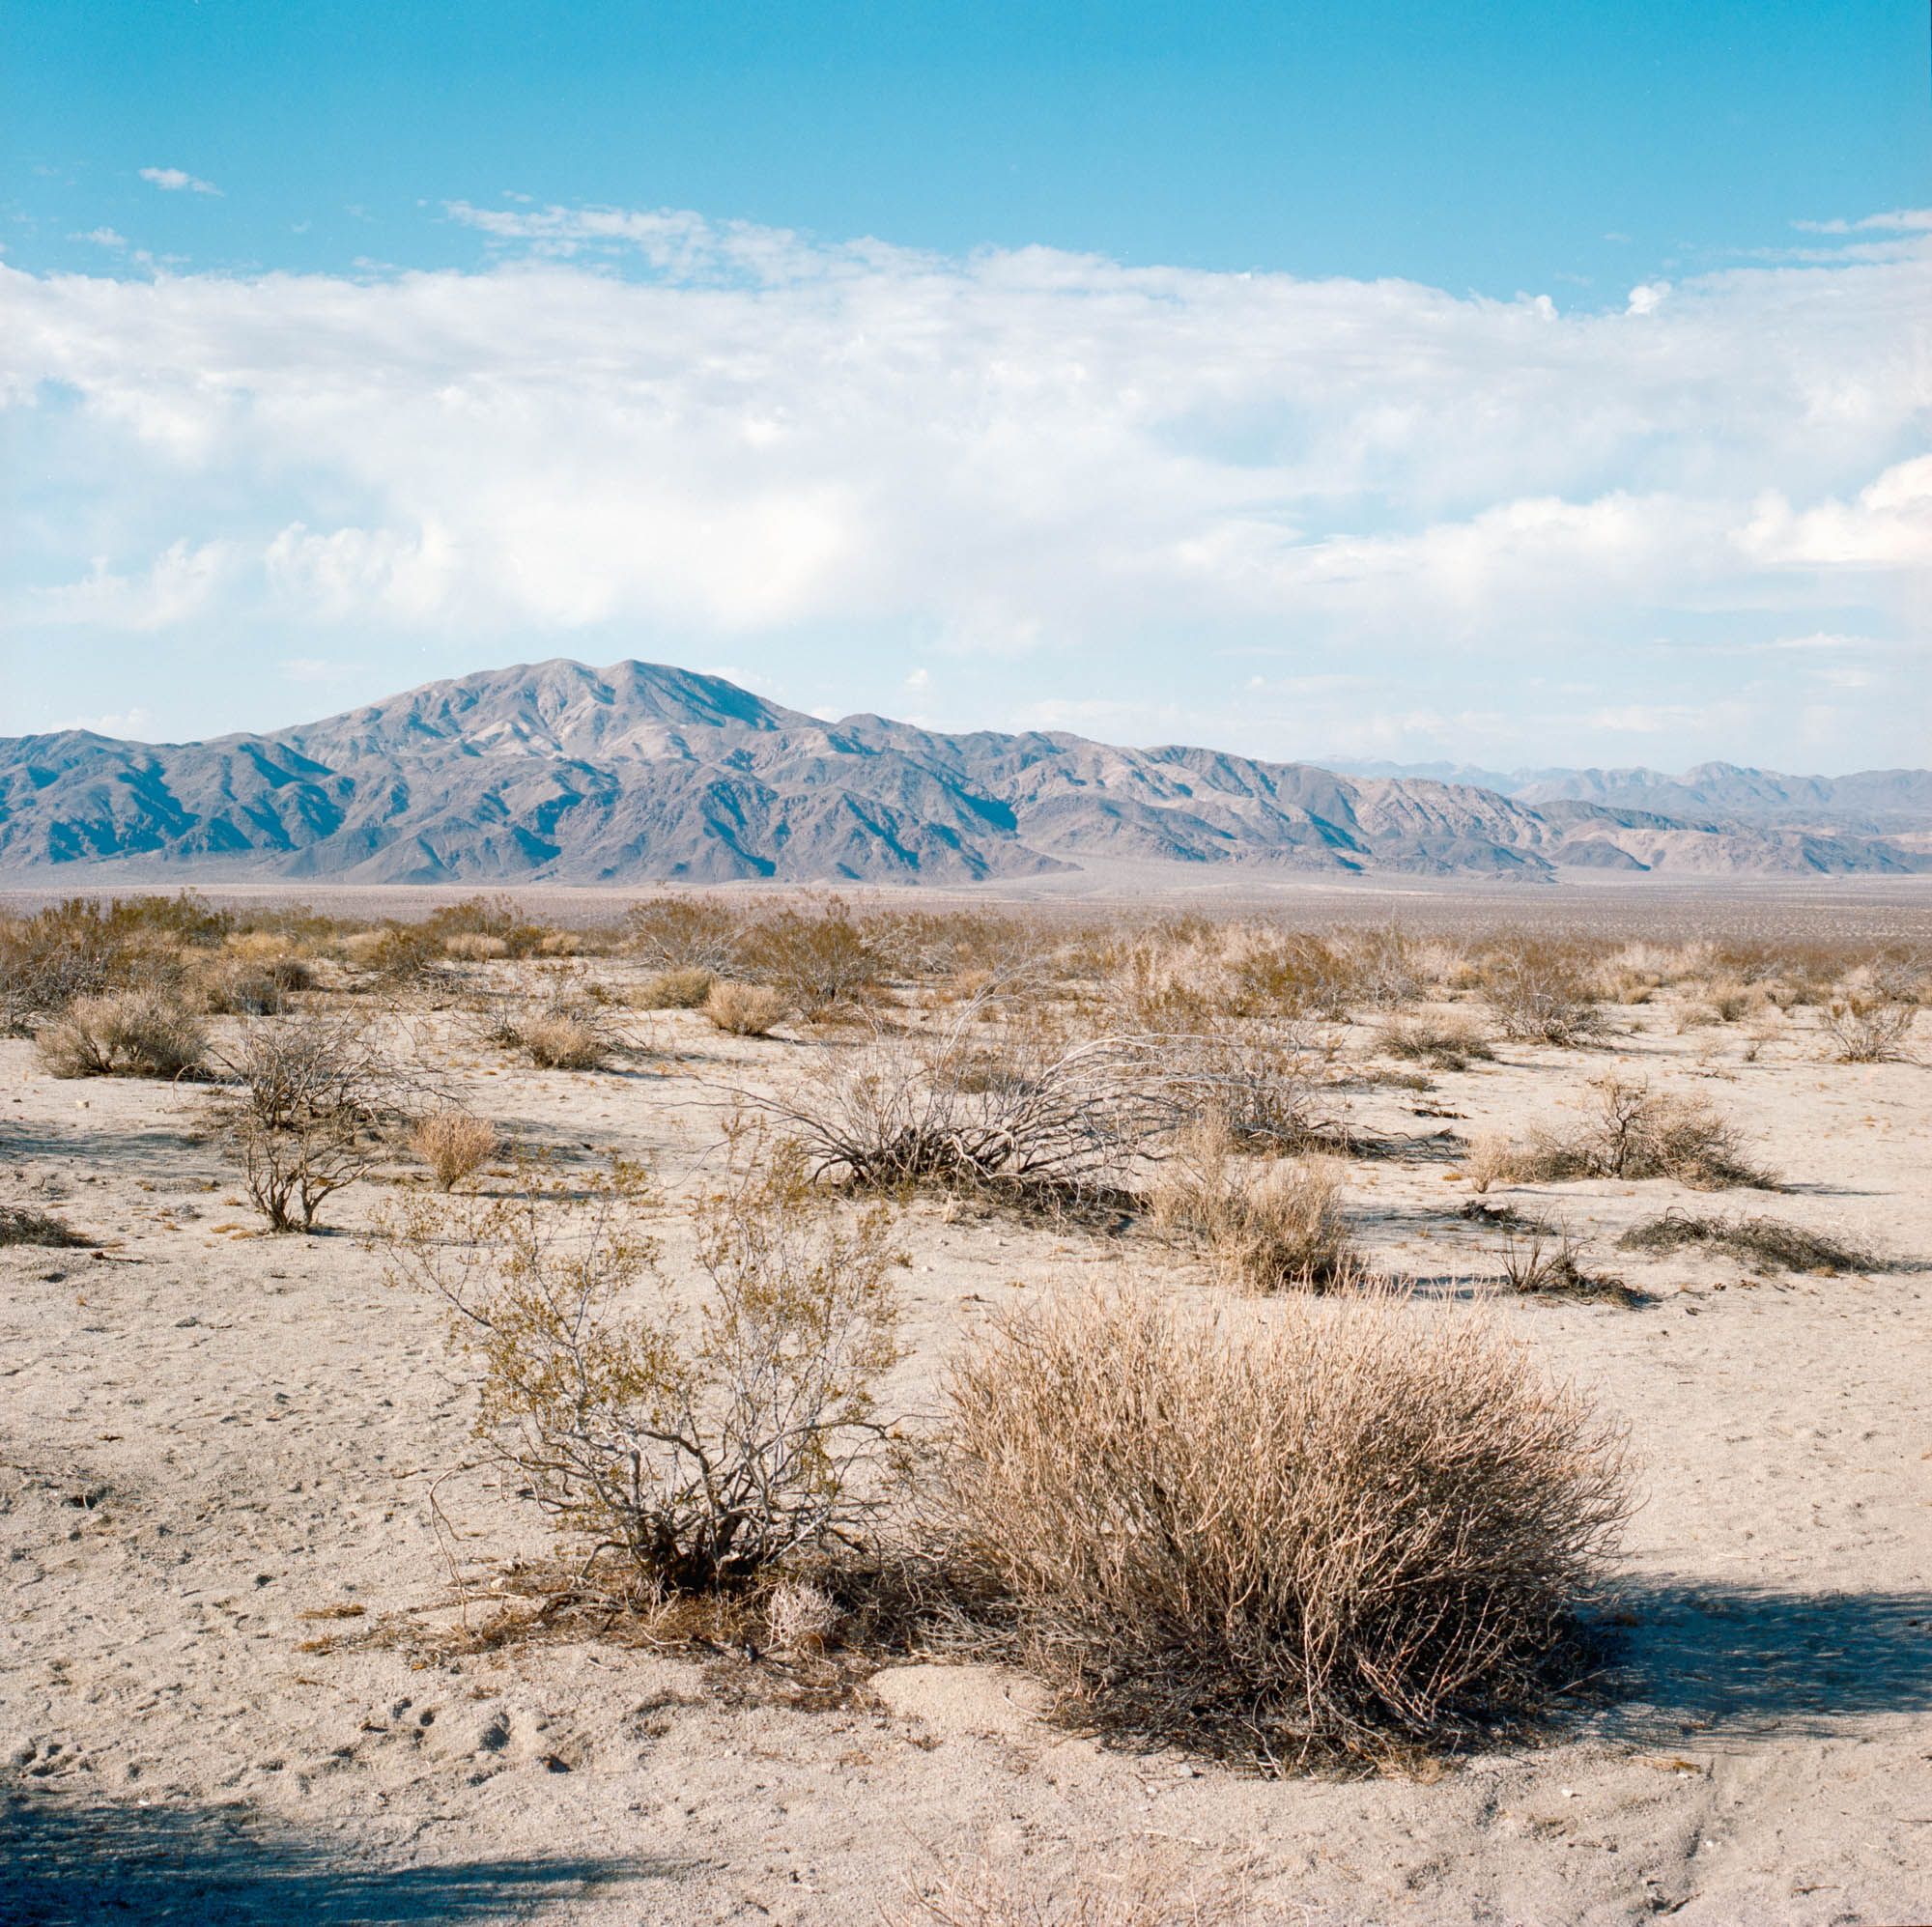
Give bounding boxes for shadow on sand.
[0,1790,674,1926]
[1594,1579,1932,1743]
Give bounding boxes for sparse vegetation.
[1617,1209,1880,1274]
[384,1146,903,1596]
[937,1285,1632,1762]
[34,988,208,1080]
[0,1204,96,1248]
[216,1013,407,1232]
[705,980,790,1037]
[1479,944,1605,1046]
[410,1110,497,1191]
[1151,1118,1355,1291]
[1377,1010,1497,1070]
[636,966,718,1009]
[1823,982,1920,1063]
[1509,1075,1776,1190]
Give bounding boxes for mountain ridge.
[3,659,1927,885]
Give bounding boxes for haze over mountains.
[2,659,1927,887]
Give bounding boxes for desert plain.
[2,879,1929,1927]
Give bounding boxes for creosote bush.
[1512,1075,1775,1190]
[217,1013,405,1232]
[411,1110,498,1192]
[1823,985,1920,1063]
[34,989,208,1080]
[705,981,790,1037]
[1479,946,1605,1046]
[384,1145,905,1596]
[938,1286,1631,1763]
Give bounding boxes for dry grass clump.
[1616,1209,1880,1275]
[636,966,718,1009]
[523,1010,609,1069]
[938,1286,1631,1763]
[1377,1010,1497,1070]
[1511,1075,1776,1190]
[1151,1119,1354,1291]
[884,1845,1257,1927]
[410,1111,498,1191]
[1479,943,1605,1045]
[384,1147,904,1596]
[763,1577,844,1656]
[34,989,208,1080]
[0,1204,96,1248]
[705,981,790,1037]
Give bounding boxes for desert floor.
[3,931,1930,1925]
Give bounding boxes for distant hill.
[2,660,1926,884]
[1335,758,1932,836]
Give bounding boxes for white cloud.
[139,166,221,196]
[3,203,1928,765]
[49,704,156,737]
[71,227,128,249]
[26,541,234,630]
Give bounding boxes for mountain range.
[2,659,1927,886]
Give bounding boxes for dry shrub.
[766,998,1179,1210]
[443,931,510,961]
[1823,986,1919,1063]
[624,895,745,975]
[1151,1118,1353,1291]
[1494,1222,1635,1304]
[411,1111,497,1191]
[938,1286,1631,1762]
[1377,1011,1497,1070]
[764,1577,843,1655]
[342,922,444,986]
[1157,1017,1341,1151]
[1515,1075,1776,1190]
[383,1147,903,1595]
[1617,1209,1880,1274]
[35,988,208,1080]
[637,966,717,1009]
[537,929,583,956]
[524,1011,608,1069]
[188,954,291,1016]
[1479,945,1605,1046]
[0,1204,96,1249]
[216,1013,405,1232]
[705,981,790,1037]
[739,904,881,1018]
[1463,1131,1515,1195]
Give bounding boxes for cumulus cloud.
[3,202,1927,761]
[139,166,221,196]
[71,227,128,249]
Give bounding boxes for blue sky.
[5,0,1929,769]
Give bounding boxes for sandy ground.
[2,969,1930,1925]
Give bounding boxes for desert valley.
[2,834,1928,1923]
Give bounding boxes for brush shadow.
[0,1790,676,1926]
